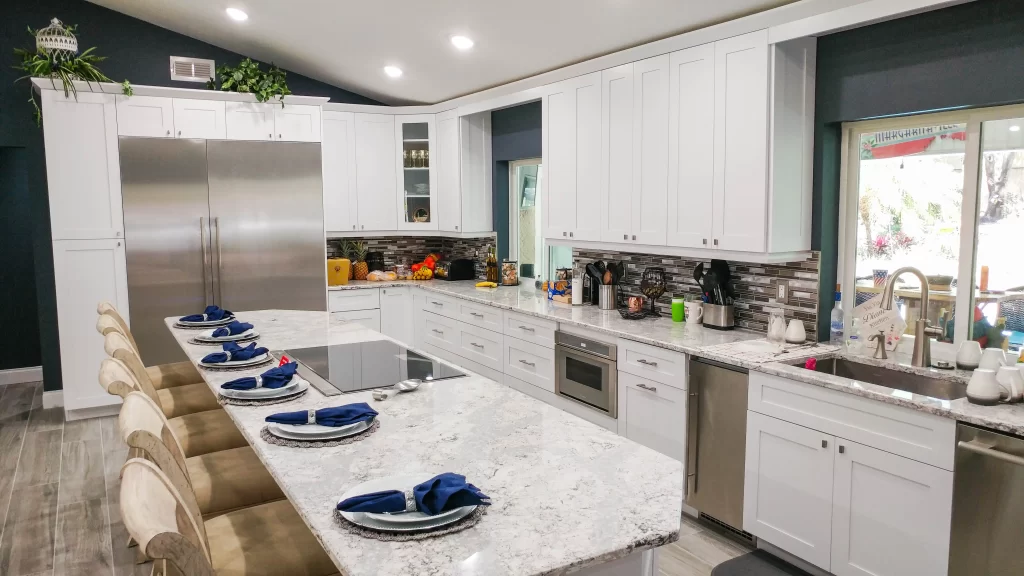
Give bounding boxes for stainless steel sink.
[803,357,968,400]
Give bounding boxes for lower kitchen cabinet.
[744,411,953,576]
[380,287,414,345]
[617,372,687,462]
[830,439,953,576]
[331,309,381,332]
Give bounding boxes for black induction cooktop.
[276,341,466,396]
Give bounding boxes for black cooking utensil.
[693,263,706,295]
[587,263,603,284]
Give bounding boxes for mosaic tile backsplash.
[573,249,821,339]
[326,236,494,279]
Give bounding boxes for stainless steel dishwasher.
[685,357,749,532]
[949,423,1024,575]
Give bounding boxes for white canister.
[571,277,582,305]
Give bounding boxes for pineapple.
[351,241,369,280]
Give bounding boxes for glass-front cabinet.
[395,114,438,230]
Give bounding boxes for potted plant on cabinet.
[207,57,291,105]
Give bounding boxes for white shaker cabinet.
[744,411,835,570]
[274,104,321,142]
[830,440,952,576]
[436,110,462,232]
[667,43,716,249]
[225,102,275,141]
[41,90,123,240]
[617,372,687,463]
[380,287,414,345]
[52,238,129,412]
[354,113,399,231]
[115,95,174,138]
[630,55,670,245]
[599,63,634,243]
[322,111,358,232]
[394,114,438,231]
[331,309,381,333]
[172,99,226,140]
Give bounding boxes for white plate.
[199,352,271,370]
[337,474,476,531]
[267,417,372,441]
[219,378,308,400]
[177,315,236,327]
[194,328,259,343]
[272,420,362,437]
[229,379,299,399]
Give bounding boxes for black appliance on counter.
[434,259,476,281]
[366,251,386,272]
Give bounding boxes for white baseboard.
[42,390,65,409]
[0,366,43,386]
[64,403,120,422]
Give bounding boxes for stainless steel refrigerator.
[120,138,326,366]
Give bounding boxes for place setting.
[218,361,310,406]
[334,472,491,541]
[188,320,260,346]
[260,402,381,447]
[198,341,274,371]
[173,305,236,329]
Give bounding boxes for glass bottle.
[486,245,499,283]
[829,284,844,345]
[423,149,430,168]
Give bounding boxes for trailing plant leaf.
[122,79,133,96]
[208,58,291,106]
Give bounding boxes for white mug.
[996,366,1024,402]
[785,319,807,344]
[979,348,1007,370]
[686,302,704,324]
[956,341,982,369]
[967,369,1002,405]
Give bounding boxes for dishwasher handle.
[959,439,1024,467]
[686,378,700,497]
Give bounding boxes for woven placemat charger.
[259,419,381,448]
[219,388,308,406]
[333,506,486,541]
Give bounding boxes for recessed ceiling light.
[384,66,403,78]
[226,7,248,21]
[1011,125,1021,132]
[450,35,474,50]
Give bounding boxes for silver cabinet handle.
[431,301,443,306]
[839,445,846,454]
[637,358,658,367]
[200,217,211,305]
[455,225,459,230]
[177,130,182,137]
[361,225,365,230]
[519,359,536,367]
[623,234,628,240]
[470,342,484,348]
[563,232,567,237]
[569,232,574,238]
[116,241,121,247]
[116,231,121,237]
[352,225,356,230]
[431,329,443,335]
[213,216,223,306]
[269,133,273,138]
[518,325,535,332]
[166,129,171,136]
[686,385,700,497]
[278,134,282,139]
[632,235,636,241]
[959,439,1024,466]
[469,312,484,318]
[637,383,658,393]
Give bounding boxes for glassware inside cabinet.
[402,122,431,224]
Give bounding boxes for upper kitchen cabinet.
[395,115,438,231]
[116,95,174,137]
[354,113,399,231]
[225,102,275,140]
[274,104,321,142]
[41,90,123,240]
[630,55,670,245]
[322,111,358,232]
[172,99,226,139]
[542,72,602,241]
[436,110,462,233]
[455,112,493,234]
[599,63,634,243]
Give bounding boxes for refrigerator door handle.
[686,378,700,497]
[200,216,212,305]
[213,216,223,306]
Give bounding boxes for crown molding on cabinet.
[30,78,329,106]
[545,238,811,265]
[768,0,973,43]
[326,230,495,240]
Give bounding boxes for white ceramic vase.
[967,369,1002,405]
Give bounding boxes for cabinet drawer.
[455,323,503,371]
[504,374,617,433]
[504,311,557,347]
[420,310,460,352]
[618,371,688,463]
[330,309,380,333]
[504,336,556,393]
[618,339,687,389]
[458,300,504,331]
[420,292,459,319]
[422,342,503,385]
[328,289,380,312]
[748,371,956,470]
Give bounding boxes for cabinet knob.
[455,225,459,230]
[116,231,121,237]
[702,239,707,245]
[117,241,121,247]
[278,134,282,139]
[177,130,181,137]
[632,235,636,241]
[713,239,719,246]
[166,130,170,136]
[569,232,574,238]
[822,440,828,448]
[269,133,273,138]
[352,225,356,230]
[361,225,365,230]
[839,445,845,454]
[623,234,628,240]
[563,232,567,237]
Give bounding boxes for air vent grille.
[170,56,215,83]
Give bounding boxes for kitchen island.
[165,310,683,576]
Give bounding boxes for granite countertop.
[165,310,683,576]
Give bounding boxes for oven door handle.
[686,377,700,498]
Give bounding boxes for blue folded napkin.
[201,341,268,364]
[180,305,233,323]
[221,362,298,391]
[265,402,378,427]
[211,321,253,338]
[336,473,490,516]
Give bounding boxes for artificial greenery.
[13,23,132,125]
[208,58,291,106]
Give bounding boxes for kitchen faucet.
[880,267,943,368]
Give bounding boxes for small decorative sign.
[853,294,907,351]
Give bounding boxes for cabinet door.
[274,104,321,142]
[354,114,398,231]
[436,111,462,232]
[331,309,381,333]
[52,239,128,412]
[380,287,414,345]
[395,115,438,231]
[225,102,274,141]
[667,44,716,249]
[573,73,603,241]
[617,372,687,462]
[713,30,769,252]
[172,99,226,139]
[458,112,493,233]
[322,111,358,233]
[542,79,578,240]
[115,95,174,138]
[600,63,634,242]
[744,412,834,571]
[41,90,123,240]
[831,440,953,576]
[630,55,670,246]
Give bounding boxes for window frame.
[839,104,1024,358]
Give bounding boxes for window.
[840,105,1024,355]
[509,159,571,282]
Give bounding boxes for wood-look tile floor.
[0,382,149,576]
[0,381,748,576]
